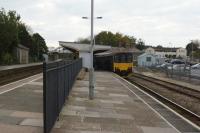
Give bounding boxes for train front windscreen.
[114,53,132,63]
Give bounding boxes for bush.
[2,53,14,65]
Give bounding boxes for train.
[94,51,133,76]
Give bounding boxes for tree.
[193,49,200,60]
[135,39,145,50]
[95,31,110,45]
[77,31,138,48]
[0,8,48,64]
[186,40,199,56]
[120,35,131,48]
[0,8,20,63]
[156,45,163,49]
[18,23,32,48]
[77,37,90,44]
[31,33,48,61]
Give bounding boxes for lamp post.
[82,0,102,100]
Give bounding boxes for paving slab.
[20,118,43,127]
[10,111,43,119]
[0,122,43,133]
[141,127,178,133]
[53,72,180,133]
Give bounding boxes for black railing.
[43,58,82,133]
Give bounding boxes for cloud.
[1,0,200,47]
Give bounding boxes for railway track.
[126,73,200,128]
[132,73,200,100]
[0,64,42,86]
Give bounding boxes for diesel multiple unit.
[94,52,133,75]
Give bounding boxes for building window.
[146,57,151,62]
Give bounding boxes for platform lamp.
[82,0,102,100]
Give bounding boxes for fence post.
[189,65,191,81]
[43,62,47,133]
[171,64,173,78]
[56,61,59,121]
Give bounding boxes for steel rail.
[126,77,200,127]
[131,73,200,100]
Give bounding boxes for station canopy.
[59,41,111,54]
[95,47,142,56]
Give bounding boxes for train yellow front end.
[113,62,133,75]
[94,51,134,76]
[113,52,133,76]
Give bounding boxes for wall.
[176,48,187,58]
[155,51,177,58]
[79,52,91,69]
[146,47,187,59]
[16,48,29,64]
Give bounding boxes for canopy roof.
[95,47,142,56]
[59,41,111,53]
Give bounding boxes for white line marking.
[0,76,42,95]
[0,73,42,89]
[113,74,182,133]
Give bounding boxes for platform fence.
[43,58,82,133]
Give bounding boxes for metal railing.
[146,64,200,80]
[43,58,82,133]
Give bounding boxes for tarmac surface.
[52,72,182,133]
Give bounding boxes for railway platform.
[0,70,199,133]
[0,74,43,133]
[0,63,42,71]
[51,71,194,133]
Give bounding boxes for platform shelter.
[59,41,111,69]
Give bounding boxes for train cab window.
[114,55,119,62]
[114,53,133,63]
[114,55,122,63]
[126,54,132,63]
[121,55,126,62]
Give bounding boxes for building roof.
[59,41,111,53]
[138,53,156,58]
[146,47,181,52]
[95,47,142,56]
[48,46,72,54]
[17,44,29,50]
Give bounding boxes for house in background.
[145,47,187,59]
[138,53,156,67]
[176,48,187,58]
[14,44,29,64]
[138,52,166,67]
[48,46,74,61]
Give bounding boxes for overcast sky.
[1,0,200,48]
